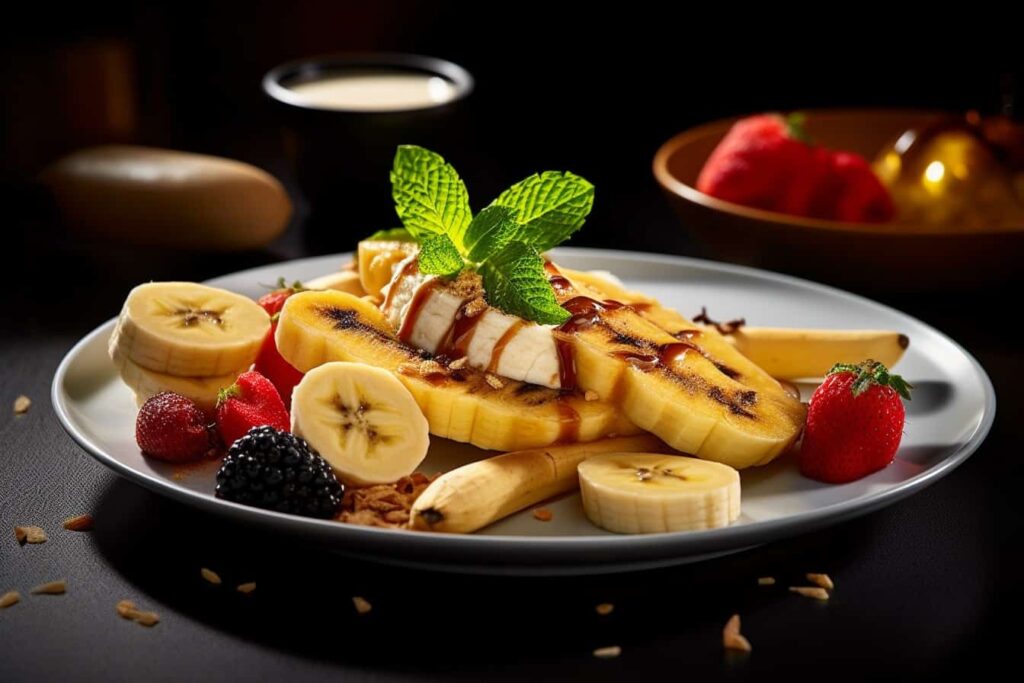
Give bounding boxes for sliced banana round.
[290,361,429,486]
[113,347,246,410]
[110,282,270,377]
[578,453,741,534]
[302,269,366,295]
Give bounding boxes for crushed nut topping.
[14,526,47,544]
[13,395,32,415]
[584,390,599,401]
[462,297,488,318]
[757,577,776,586]
[595,603,615,616]
[806,573,834,590]
[200,568,222,585]
[532,508,554,522]
[448,357,468,370]
[593,646,622,659]
[0,591,20,608]
[117,599,159,627]
[236,582,257,595]
[339,473,438,529]
[352,596,372,615]
[723,614,752,652]
[789,586,830,601]
[63,514,95,531]
[693,307,745,335]
[484,373,505,390]
[31,580,66,595]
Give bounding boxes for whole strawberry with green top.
[799,360,913,484]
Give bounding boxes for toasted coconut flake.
[448,357,468,370]
[757,577,776,586]
[236,582,257,595]
[584,390,600,402]
[200,568,222,585]
[723,614,752,652]
[593,645,622,659]
[13,395,31,414]
[484,373,505,390]
[352,596,372,615]
[63,514,95,531]
[15,526,47,544]
[31,580,66,595]
[0,591,21,608]
[789,586,830,601]
[595,603,615,616]
[806,573,834,590]
[532,508,554,522]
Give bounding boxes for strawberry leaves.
[828,360,913,400]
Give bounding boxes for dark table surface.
[1,178,1019,682]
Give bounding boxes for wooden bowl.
[653,109,1024,291]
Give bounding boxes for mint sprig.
[376,145,593,325]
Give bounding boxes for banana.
[291,361,429,486]
[551,266,806,469]
[112,346,245,410]
[302,270,366,296]
[578,453,740,534]
[410,434,665,533]
[110,282,269,377]
[358,239,418,298]
[721,328,909,379]
[275,290,640,452]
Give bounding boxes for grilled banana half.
[275,290,640,452]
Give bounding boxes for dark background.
[1,5,1020,681]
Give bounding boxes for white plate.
[52,248,995,575]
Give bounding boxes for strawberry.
[828,152,895,223]
[257,278,304,317]
[696,114,814,211]
[254,320,304,408]
[799,360,913,484]
[255,278,306,407]
[136,392,214,462]
[215,370,290,448]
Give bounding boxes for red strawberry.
[253,320,304,408]
[257,278,304,317]
[696,114,814,210]
[136,392,214,462]
[828,152,895,223]
[216,370,290,447]
[800,360,913,484]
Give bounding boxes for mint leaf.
[367,227,414,242]
[418,233,464,277]
[479,241,569,325]
[493,171,594,251]
[463,205,520,262]
[391,145,471,243]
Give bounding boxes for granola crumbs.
[13,395,31,415]
[595,603,615,616]
[352,596,372,615]
[806,573,834,590]
[448,357,468,371]
[200,568,222,585]
[0,591,20,608]
[117,599,159,627]
[462,297,488,318]
[339,473,438,529]
[484,373,505,390]
[723,614,752,652]
[789,586,830,601]
[133,610,160,627]
[63,514,95,531]
[236,582,257,595]
[584,390,599,402]
[14,526,47,544]
[31,580,66,595]
[757,577,776,586]
[532,508,554,522]
[593,646,622,659]
[116,600,137,618]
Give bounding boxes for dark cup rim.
[262,52,474,114]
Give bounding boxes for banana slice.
[578,453,740,534]
[290,361,429,486]
[358,239,418,298]
[302,270,367,295]
[110,282,269,377]
[112,346,245,410]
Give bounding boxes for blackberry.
[215,426,343,518]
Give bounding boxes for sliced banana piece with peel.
[578,453,740,534]
[291,361,429,486]
[110,282,269,377]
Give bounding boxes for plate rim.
[51,248,997,564]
